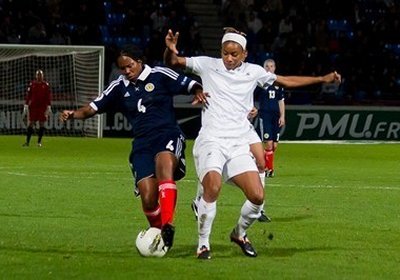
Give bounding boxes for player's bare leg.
[250,142,271,223]
[197,171,221,259]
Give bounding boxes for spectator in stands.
[150,7,167,33]
[278,14,293,35]
[1,0,399,104]
[27,19,47,43]
[247,11,263,35]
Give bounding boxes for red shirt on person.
[25,78,52,122]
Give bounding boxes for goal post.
[0,44,105,138]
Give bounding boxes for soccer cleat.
[22,142,29,147]
[197,245,211,260]
[258,211,271,223]
[161,223,175,248]
[191,199,199,221]
[37,143,42,147]
[266,169,275,178]
[230,229,257,257]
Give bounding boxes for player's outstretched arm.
[275,71,341,88]
[163,29,186,69]
[59,105,96,122]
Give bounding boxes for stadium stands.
[0,0,399,105]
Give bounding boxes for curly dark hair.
[223,27,247,37]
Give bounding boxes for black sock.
[26,126,34,144]
[38,127,45,143]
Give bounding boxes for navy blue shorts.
[256,114,280,142]
[129,129,186,189]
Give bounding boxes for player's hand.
[192,91,209,108]
[165,29,180,55]
[59,110,74,122]
[333,71,341,83]
[45,105,52,117]
[279,116,285,127]
[248,107,258,119]
[322,71,341,84]
[23,104,29,115]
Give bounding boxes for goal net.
[0,44,104,137]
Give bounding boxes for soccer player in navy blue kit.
[255,59,285,178]
[59,46,203,252]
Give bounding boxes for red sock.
[265,149,274,170]
[264,150,268,170]
[143,205,162,229]
[158,180,177,226]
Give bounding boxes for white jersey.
[186,56,277,138]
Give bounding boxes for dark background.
[1,0,399,106]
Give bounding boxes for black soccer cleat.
[258,211,272,223]
[266,169,275,178]
[230,229,257,257]
[191,199,199,221]
[197,245,211,260]
[161,223,175,248]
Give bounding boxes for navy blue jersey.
[254,85,285,117]
[91,65,199,139]
[254,85,284,142]
[90,65,200,187]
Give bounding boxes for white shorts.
[193,134,258,182]
[246,125,261,145]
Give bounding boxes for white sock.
[197,197,216,250]
[259,172,265,211]
[236,200,262,237]
[259,172,265,188]
[195,181,203,203]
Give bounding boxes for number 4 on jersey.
[166,140,174,151]
[137,98,146,113]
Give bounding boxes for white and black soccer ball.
[135,227,167,257]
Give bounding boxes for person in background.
[164,27,341,260]
[59,45,203,253]
[22,69,52,147]
[255,58,285,178]
[251,58,285,223]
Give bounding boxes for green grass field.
[1,135,399,279]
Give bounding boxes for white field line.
[265,183,400,191]
[3,171,124,179]
[4,172,398,190]
[179,179,400,191]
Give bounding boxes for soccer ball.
[135,227,167,257]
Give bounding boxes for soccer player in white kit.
[164,27,341,259]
